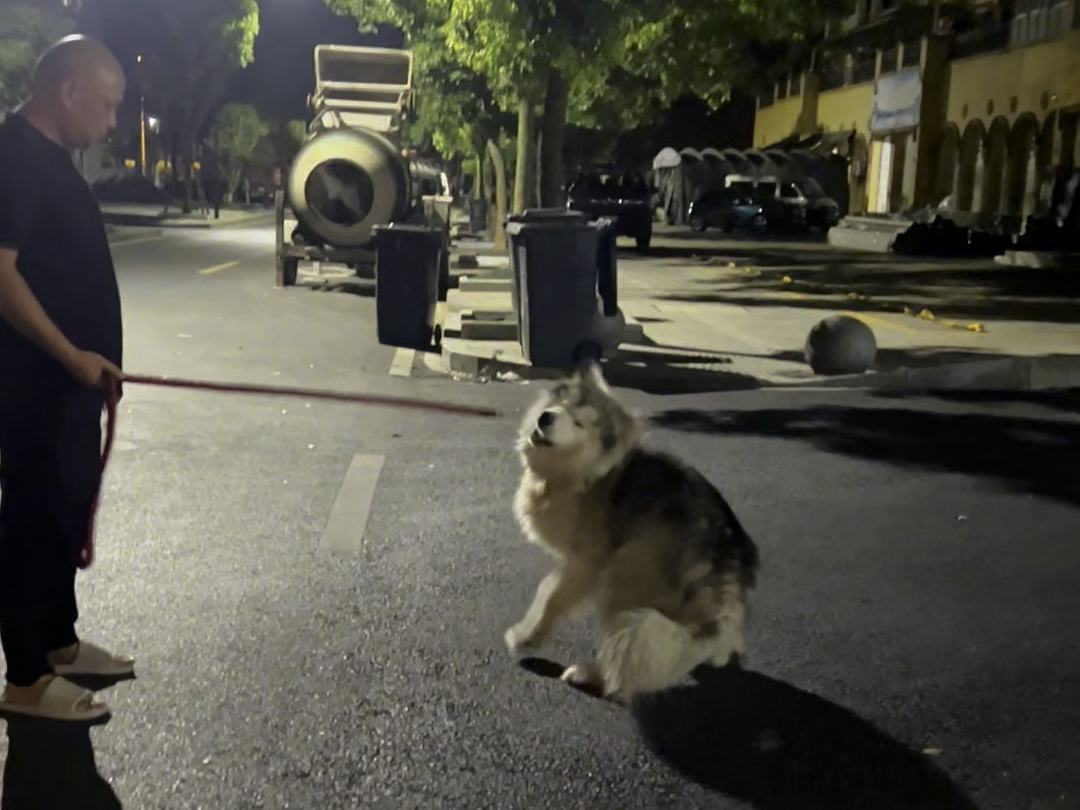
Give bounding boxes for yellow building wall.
[947,31,1080,126]
[815,82,875,138]
[753,97,802,148]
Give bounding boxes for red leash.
[79,373,500,569]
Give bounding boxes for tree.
[325,0,511,164]
[210,102,270,200]
[617,0,845,110]
[0,1,73,111]
[140,0,259,212]
[326,0,516,241]
[265,119,307,170]
[431,0,670,210]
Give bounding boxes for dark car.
[799,177,842,232]
[687,182,804,234]
[566,166,653,251]
[742,175,841,233]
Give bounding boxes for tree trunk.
[228,167,243,202]
[512,97,536,215]
[487,139,508,251]
[539,69,569,208]
[181,137,196,214]
[474,150,484,200]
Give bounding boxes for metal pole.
[140,95,147,177]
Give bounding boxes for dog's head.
[518,361,641,483]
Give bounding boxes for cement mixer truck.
[274,45,433,287]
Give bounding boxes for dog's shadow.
[521,658,978,810]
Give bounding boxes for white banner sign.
[869,70,923,133]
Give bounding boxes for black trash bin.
[506,208,588,325]
[505,217,600,368]
[593,216,619,317]
[373,224,444,351]
[468,198,489,234]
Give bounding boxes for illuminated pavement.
[2,225,1077,810]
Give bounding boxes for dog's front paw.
[504,622,544,656]
[560,662,603,690]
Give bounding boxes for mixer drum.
[286,127,411,249]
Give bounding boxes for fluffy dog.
[504,361,759,704]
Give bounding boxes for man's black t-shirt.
[0,112,123,397]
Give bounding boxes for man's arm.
[0,248,121,388]
[0,132,122,389]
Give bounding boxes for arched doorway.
[934,123,960,205]
[956,119,985,211]
[1037,111,1060,216]
[982,116,1010,215]
[1004,113,1040,218]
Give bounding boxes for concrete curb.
[101,211,273,230]
[444,343,1080,392]
[783,356,1080,392]
[108,228,163,244]
[444,342,567,381]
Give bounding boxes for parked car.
[687,180,804,234]
[688,175,840,235]
[566,165,653,251]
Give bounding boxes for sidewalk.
[106,224,163,245]
[442,228,1080,393]
[99,202,274,230]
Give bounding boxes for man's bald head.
[25,35,125,150]
[32,35,123,96]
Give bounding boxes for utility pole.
[137,55,147,177]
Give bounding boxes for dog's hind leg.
[705,571,747,668]
[504,564,595,656]
[591,608,706,703]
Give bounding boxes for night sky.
[228,0,402,122]
[82,0,401,124]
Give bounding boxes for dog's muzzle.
[530,410,556,446]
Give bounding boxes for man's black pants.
[0,389,102,687]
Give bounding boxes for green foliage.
[404,45,514,159]
[209,103,274,199]
[327,0,513,161]
[141,0,259,142]
[327,0,845,169]
[211,102,270,162]
[266,119,307,167]
[618,0,845,107]
[0,1,73,110]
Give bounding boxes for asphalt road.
[2,225,1078,810]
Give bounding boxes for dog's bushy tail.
[596,608,709,700]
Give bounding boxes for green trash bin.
[506,217,600,368]
[373,224,444,351]
[506,208,588,326]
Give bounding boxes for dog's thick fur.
[504,362,759,704]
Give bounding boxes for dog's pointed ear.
[580,360,610,393]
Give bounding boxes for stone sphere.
[804,315,878,375]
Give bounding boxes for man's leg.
[0,429,74,688]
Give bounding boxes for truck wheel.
[438,250,450,302]
[635,234,651,253]
[277,258,298,287]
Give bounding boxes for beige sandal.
[0,675,110,722]
[50,641,135,678]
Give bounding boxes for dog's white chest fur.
[513,473,596,560]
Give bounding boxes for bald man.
[0,35,135,722]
